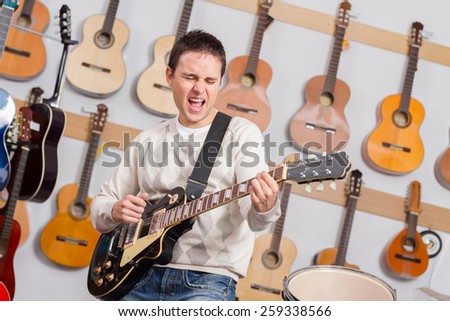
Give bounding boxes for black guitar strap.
[185,112,232,202]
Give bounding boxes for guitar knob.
[95,278,103,287]
[103,260,112,269]
[93,266,102,275]
[106,273,114,282]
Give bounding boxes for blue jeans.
[120,267,237,301]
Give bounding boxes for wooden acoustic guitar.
[10,5,76,203]
[314,169,362,269]
[136,0,194,117]
[214,0,273,132]
[434,130,450,189]
[364,22,425,175]
[0,0,49,80]
[66,0,129,97]
[0,88,16,191]
[386,180,429,279]
[289,1,351,155]
[236,182,297,301]
[0,106,32,300]
[0,0,20,58]
[87,151,350,300]
[40,105,106,268]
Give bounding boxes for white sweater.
[90,115,281,280]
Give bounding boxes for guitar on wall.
[236,181,297,301]
[363,22,425,175]
[136,0,194,117]
[40,105,107,268]
[0,0,20,58]
[0,0,49,80]
[87,151,351,300]
[214,0,273,132]
[314,169,362,269]
[0,88,16,191]
[385,180,429,279]
[0,106,33,300]
[65,0,129,97]
[289,1,351,155]
[434,129,450,189]
[9,5,77,203]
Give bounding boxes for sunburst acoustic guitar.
[214,0,273,132]
[364,22,425,175]
[314,169,362,269]
[136,0,194,117]
[0,0,49,80]
[385,180,429,279]
[65,0,129,97]
[236,182,297,301]
[289,1,351,155]
[434,129,450,190]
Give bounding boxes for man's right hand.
[111,193,149,224]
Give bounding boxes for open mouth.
[188,98,205,112]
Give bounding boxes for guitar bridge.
[395,253,421,263]
[306,123,336,134]
[382,142,411,153]
[250,283,281,294]
[56,235,88,246]
[153,83,172,92]
[81,62,111,73]
[227,104,258,115]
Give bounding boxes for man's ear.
[166,67,173,87]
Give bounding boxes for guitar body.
[236,233,296,301]
[0,88,15,190]
[40,183,100,268]
[136,35,178,117]
[314,248,359,270]
[386,228,428,279]
[10,103,66,202]
[66,15,129,97]
[435,145,450,189]
[289,75,350,154]
[364,95,425,174]
[215,56,272,132]
[0,282,11,300]
[0,1,49,80]
[0,216,20,300]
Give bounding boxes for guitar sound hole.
[241,73,256,88]
[17,15,32,28]
[262,250,282,269]
[393,110,411,128]
[319,92,334,106]
[95,31,114,49]
[70,202,87,220]
[402,237,416,253]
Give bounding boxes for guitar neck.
[21,0,36,17]
[406,211,419,242]
[334,195,358,266]
[102,0,120,35]
[399,45,420,114]
[175,0,194,42]
[246,3,271,76]
[0,5,15,58]
[270,182,291,252]
[43,43,70,108]
[324,24,346,94]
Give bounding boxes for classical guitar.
[0,282,11,300]
[214,0,273,132]
[10,5,76,203]
[289,1,351,154]
[0,106,32,300]
[87,151,351,300]
[0,0,49,80]
[364,22,425,175]
[66,0,129,97]
[314,169,362,269]
[0,0,20,58]
[386,180,429,279]
[434,130,450,189]
[40,105,107,268]
[0,88,16,191]
[136,0,194,117]
[236,182,297,301]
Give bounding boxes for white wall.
[0,0,449,301]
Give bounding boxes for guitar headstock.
[345,169,363,197]
[27,87,44,106]
[337,1,352,27]
[18,107,33,144]
[410,21,424,47]
[58,4,73,44]
[405,180,421,215]
[91,104,109,133]
[285,151,351,188]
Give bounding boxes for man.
[90,29,281,301]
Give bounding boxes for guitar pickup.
[153,83,172,92]
[382,142,411,153]
[56,235,88,246]
[305,123,336,134]
[81,62,111,73]
[250,283,281,294]
[394,253,421,263]
[227,104,258,115]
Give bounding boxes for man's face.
[166,51,222,128]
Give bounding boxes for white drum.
[283,265,396,301]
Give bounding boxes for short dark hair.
[168,29,226,77]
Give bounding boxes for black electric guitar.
[87,151,351,300]
[10,5,77,203]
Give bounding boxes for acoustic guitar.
[289,1,351,154]
[0,106,32,300]
[214,0,273,132]
[0,88,16,191]
[0,0,20,58]
[434,130,450,189]
[364,22,425,175]
[40,105,107,268]
[65,0,129,97]
[236,182,297,301]
[0,0,49,80]
[10,5,76,203]
[136,0,194,117]
[386,180,429,279]
[87,151,350,300]
[314,169,362,269]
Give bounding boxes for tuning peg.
[316,182,324,192]
[329,180,337,191]
[305,184,312,194]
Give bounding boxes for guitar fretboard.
[324,25,347,95]
[399,45,420,114]
[335,195,358,266]
[22,0,36,17]
[270,182,292,252]
[102,0,120,35]
[175,0,194,42]
[0,5,15,58]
